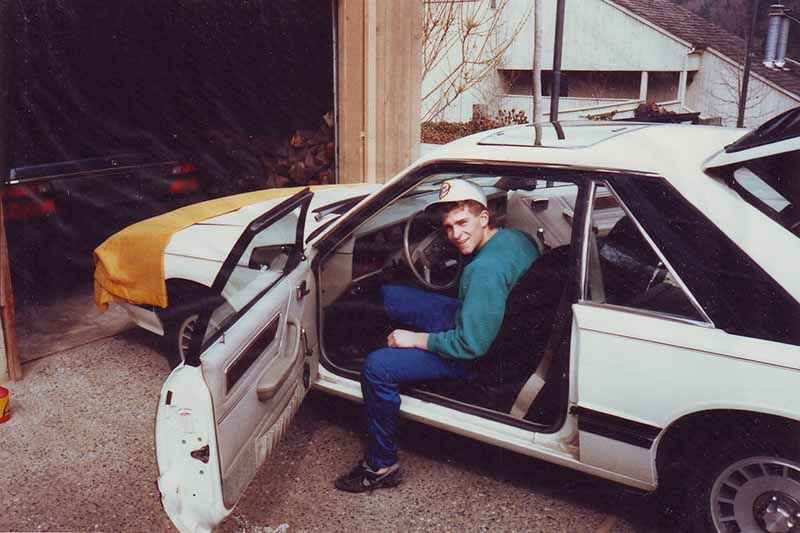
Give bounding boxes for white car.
[100,108,800,533]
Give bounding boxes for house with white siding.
[423,0,800,127]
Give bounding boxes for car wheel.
[163,313,198,369]
[159,280,216,369]
[686,442,800,532]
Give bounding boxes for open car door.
[155,189,316,532]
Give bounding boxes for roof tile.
[611,0,800,96]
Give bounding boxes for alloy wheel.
[710,456,800,532]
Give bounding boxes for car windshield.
[723,149,800,236]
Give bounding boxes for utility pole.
[738,0,760,128]
[550,0,566,138]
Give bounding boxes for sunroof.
[725,107,800,153]
[478,122,650,149]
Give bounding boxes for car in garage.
[96,107,800,533]
[5,153,206,297]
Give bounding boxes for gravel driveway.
[1,329,682,532]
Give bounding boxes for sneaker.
[334,461,402,493]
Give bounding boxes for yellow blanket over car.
[94,186,330,312]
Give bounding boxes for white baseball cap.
[426,178,487,210]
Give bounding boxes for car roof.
[477,121,652,149]
[417,120,745,182]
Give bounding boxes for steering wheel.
[403,209,462,290]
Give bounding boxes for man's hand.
[387,329,429,350]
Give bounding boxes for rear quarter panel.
[572,304,800,484]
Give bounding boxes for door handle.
[301,327,312,358]
[256,357,294,401]
[257,320,302,401]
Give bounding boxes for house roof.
[610,0,800,99]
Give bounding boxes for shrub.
[421,109,529,144]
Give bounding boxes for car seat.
[415,245,571,414]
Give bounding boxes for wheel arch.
[654,409,800,485]
[157,278,219,368]
[158,278,216,322]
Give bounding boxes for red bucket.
[0,386,10,423]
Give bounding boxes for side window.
[192,193,311,354]
[585,183,705,323]
[506,179,578,250]
[611,175,800,345]
[732,167,790,212]
[716,149,800,236]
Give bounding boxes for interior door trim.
[224,312,281,393]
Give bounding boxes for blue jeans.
[361,285,475,469]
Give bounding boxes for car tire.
[682,436,800,533]
[159,281,215,369]
[162,313,198,369]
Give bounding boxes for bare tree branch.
[711,61,770,124]
[422,0,531,122]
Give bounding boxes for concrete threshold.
[16,280,134,363]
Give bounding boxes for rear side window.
[718,150,800,237]
[586,183,705,323]
[732,168,790,211]
[610,175,800,346]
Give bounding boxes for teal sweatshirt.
[427,228,539,360]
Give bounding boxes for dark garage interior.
[4,0,336,362]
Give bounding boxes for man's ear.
[479,209,490,227]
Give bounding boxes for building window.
[499,70,651,99]
[498,70,569,97]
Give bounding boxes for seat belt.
[510,232,603,420]
[509,288,573,420]
[509,349,552,419]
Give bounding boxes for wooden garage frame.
[0,0,424,381]
[0,0,20,383]
[337,0,423,184]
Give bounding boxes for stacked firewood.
[266,111,336,188]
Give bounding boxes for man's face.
[442,205,489,255]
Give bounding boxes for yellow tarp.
[94,185,336,312]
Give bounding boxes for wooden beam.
[375,0,422,183]
[336,0,422,184]
[0,0,20,381]
[365,0,378,184]
[0,201,21,381]
[336,0,366,184]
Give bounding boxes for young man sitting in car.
[335,178,540,492]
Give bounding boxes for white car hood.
[163,184,378,276]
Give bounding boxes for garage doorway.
[5,0,336,365]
